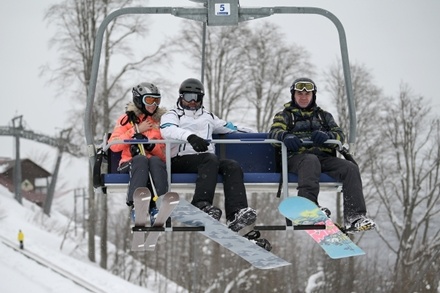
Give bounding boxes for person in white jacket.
[160,78,257,233]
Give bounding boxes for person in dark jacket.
[268,77,375,233]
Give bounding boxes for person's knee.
[220,159,243,175]
[201,153,220,168]
[149,156,164,168]
[345,160,360,175]
[227,160,241,171]
[300,154,320,169]
[132,154,149,165]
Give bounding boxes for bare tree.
[324,61,384,222]
[308,62,440,292]
[240,21,314,132]
[370,84,440,292]
[44,0,170,266]
[173,20,251,118]
[324,60,384,166]
[204,23,253,119]
[321,61,385,291]
[173,20,313,131]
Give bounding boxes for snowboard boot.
[195,201,222,221]
[319,206,331,218]
[345,215,376,233]
[227,207,257,232]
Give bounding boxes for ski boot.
[149,207,159,226]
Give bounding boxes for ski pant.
[287,153,366,222]
[118,155,168,208]
[171,153,248,220]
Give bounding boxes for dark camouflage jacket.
[268,101,345,157]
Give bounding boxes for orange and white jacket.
[109,102,167,166]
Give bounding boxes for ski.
[278,196,365,259]
[131,187,151,251]
[140,192,180,251]
[171,198,291,269]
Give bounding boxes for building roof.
[0,158,51,178]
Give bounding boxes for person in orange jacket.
[18,229,24,249]
[109,82,168,225]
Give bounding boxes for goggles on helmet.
[142,94,161,106]
[181,92,203,103]
[293,82,315,92]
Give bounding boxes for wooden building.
[0,158,51,206]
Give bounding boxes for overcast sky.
[1,0,439,133]
[1,0,439,179]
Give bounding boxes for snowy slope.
[0,185,185,293]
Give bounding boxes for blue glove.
[311,130,329,145]
[283,134,302,152]
[224,121,237,131]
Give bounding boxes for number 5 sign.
[215,3,231,16]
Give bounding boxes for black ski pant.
[118,155,168,208]
[288,153,366,222]
[171,153,248,220]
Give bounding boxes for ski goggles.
[142,94,161,106]
[292,81,315,92]
[180,92,204,103]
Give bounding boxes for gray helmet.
[290,77,317,109]
[132,82,161,113]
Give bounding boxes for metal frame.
[99,138,343,198]
[84,3,356,185]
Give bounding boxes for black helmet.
[132,82,161,114]
[179,78,205,94]
[290,77,317,109]
[178,78,205,110]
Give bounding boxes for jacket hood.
[125,101,167,121]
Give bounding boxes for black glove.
[131,133,155,155]
[187,134,209,152]
[311,130,329,145]
[130,144,141,156]
[283,134,302,152]
[132,133,147,140]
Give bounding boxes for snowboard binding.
[243,230,272,252]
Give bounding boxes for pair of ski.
[131,188,179,251]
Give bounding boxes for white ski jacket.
[160,104,253,157]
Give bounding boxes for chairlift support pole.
[12,115,23,204]
[84,2,357,175]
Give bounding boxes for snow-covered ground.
[0,185,185,293]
